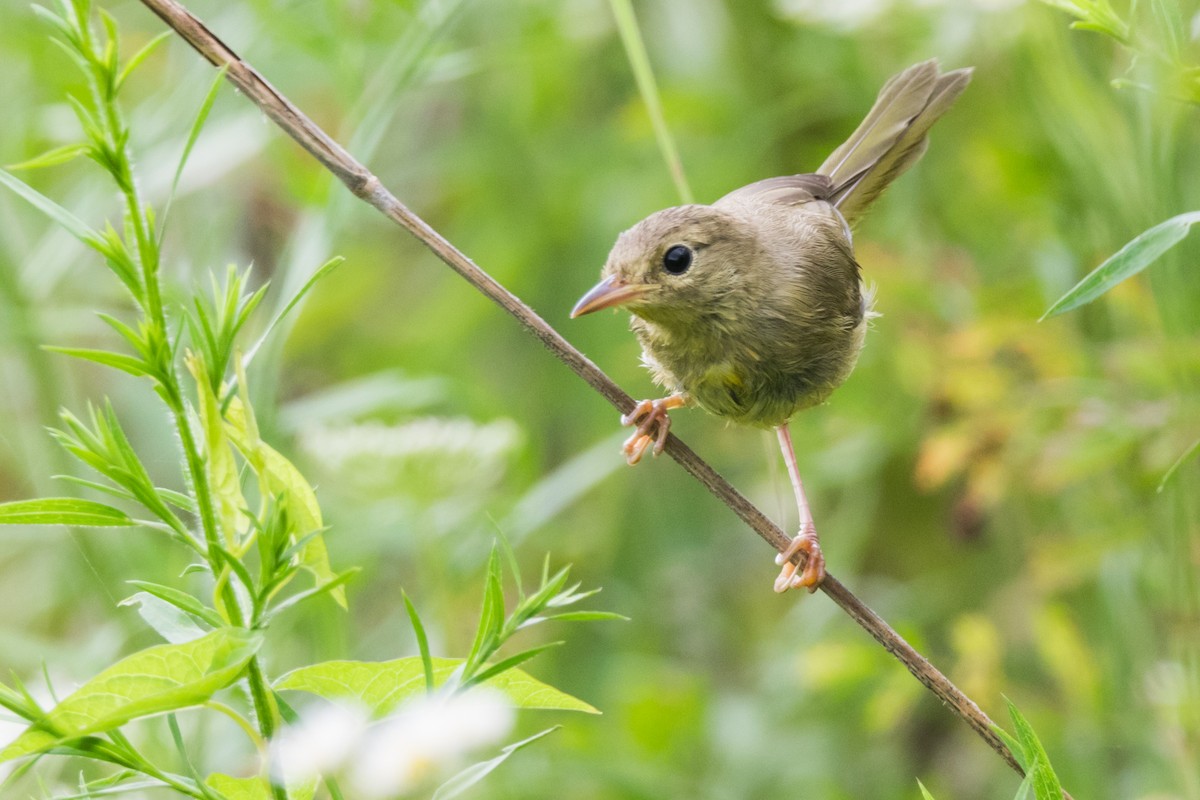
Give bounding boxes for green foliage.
[0,629,262,763]
[1,0,1197,798]
[0,1,617,797]
[1043,211,1200,317]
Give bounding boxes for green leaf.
[1006,699,1064,800]
[5,143,91,171]
[990,722,1029,772]
[114,30,172,93]
[403,591,436,693]
[44,346,149,377]
[243,256,344,367]
[225,396,344,608]
[0,497,135,528]
[123,580,223,631]
[206,773,317,800]
[185,353,245,547]
[0,628,263,762]
[160,66,228,243]
[275,656,598,716]
[120,591,209,644]
[0,167,103,246]
[1158,436,1200,493]
[916,779,936,800]
[1043,211,1200,318]
[432,727,559,800]
[467,642,562,687]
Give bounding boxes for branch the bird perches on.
[136,0,1053,790]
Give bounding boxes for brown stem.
[136,0,1038,786]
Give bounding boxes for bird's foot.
[620,395,686,465]
[773,526,825,593]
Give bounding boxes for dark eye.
[662,244,692,275]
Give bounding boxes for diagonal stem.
[134,0,1050,788]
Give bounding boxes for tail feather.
[819,60,972,225]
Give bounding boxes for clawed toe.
[619,395,686,465]
[773,528,825,594]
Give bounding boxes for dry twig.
[137,0,1038,785]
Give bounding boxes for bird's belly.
[638,319,865,429]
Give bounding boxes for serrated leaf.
[275,656,598,716]
[0,498,134,528]
[432,727,558,800]
[0,628,262,762]
[1043,211,1200,318]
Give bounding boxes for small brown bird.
[571,60,971,593]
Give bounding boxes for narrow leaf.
[120,591,209,644]
[243,256,344,367]
[6,143,91,171]
[917,779,937,800]
[0,628,262,762]
[432,727,559,800]
[44,346,149,377]
[1006,699,1064,800]
[403,592,435,693]
[115,30,172,92]
[1157,436,1200,492]
[125,580,225,628]
[160,66,228,243]
[467,642,562,686]
[0,167,102,245]
[0,498,134,528]
[1043,211,1200,318]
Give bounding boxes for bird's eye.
[662,244,693,275]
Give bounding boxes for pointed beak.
[570,276,652,318]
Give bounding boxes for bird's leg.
[620,393,688,465]
[772,423,827,593]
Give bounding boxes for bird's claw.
[620,396,683,465]
[773,526,825,593]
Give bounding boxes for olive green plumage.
[594,60,971,428]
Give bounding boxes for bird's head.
[571,205,760,326]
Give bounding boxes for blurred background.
[1,0,1198,797]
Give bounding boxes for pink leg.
[772,424,826,593]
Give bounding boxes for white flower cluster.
[271,690,515,798]
[299,417,521,498]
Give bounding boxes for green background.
[1,0,1198,797]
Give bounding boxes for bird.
[570,60,972,593]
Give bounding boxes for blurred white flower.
[270,702,371,786]
[348,690,515,799]
[299,417,521,499]
[775,0,889,29]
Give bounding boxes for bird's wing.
[714,173,834,208]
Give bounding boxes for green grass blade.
[608,0,693,204]
[1043,211,1200,318]
[403,591,436,693]
[159,65,228,244]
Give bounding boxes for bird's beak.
[570,276,652,318]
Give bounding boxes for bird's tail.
[819,60,972,226]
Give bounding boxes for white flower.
[270,702,371,786]
[348,690,515,799]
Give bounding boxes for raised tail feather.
[819,60,972,225]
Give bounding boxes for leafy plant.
[0,1,616,797]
